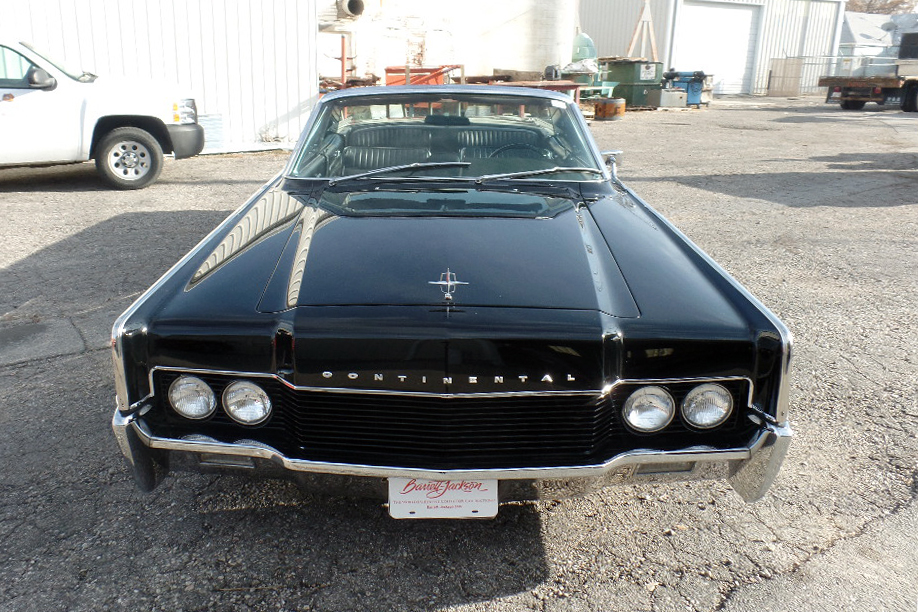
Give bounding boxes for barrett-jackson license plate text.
[388,478,498,519]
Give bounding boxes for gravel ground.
[0,96,916,612]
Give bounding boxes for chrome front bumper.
[112,408,792,503]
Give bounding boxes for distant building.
[840,11,918,57]
[580,0,847,95]
[0,0,320,152]
[2,0,851,150]
[2,0,584,151]
[320,0,578,83]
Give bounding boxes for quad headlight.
[222,380,272,425]
[622,382,736,433]
[622,386,675,433]
[681,383,733,429]
[168,376,216,419]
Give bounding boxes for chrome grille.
[150,371,757,469]
[284,391,611,469]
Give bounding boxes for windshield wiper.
[327,162,470,186]
[475,166,604,184]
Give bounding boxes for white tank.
[350,0,578,80]
[466,0,578,74]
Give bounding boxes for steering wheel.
[488,143,546,158]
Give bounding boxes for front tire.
[95,127,163,189]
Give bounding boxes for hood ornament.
[429,268,468,301]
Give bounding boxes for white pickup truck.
[0,41,204,189]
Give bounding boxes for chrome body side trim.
[773,334,793,423]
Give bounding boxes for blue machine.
[663,70,707,107]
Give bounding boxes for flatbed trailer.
[817,75,918,110]
[818,32,918,111]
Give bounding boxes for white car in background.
[0,40,204,189]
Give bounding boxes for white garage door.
[671,1,761,95]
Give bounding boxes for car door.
[0,44,83,164]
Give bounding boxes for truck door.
[0,45,83,164]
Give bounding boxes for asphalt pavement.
[0,97,915,612]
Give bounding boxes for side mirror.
[28,68,57,90]
[600,150,623,180]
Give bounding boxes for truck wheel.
[840,100,866,110]
[901,86,918,112]
[95,127,163,189]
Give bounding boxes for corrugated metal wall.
[0,0,319,150]
[754,0,843,93]
[580,0,844,95]
[579,0,674,61]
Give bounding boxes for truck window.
[899,33,918,59]
[0,46,33,89]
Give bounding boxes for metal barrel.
[594,98,626,120]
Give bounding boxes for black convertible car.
[112,86,792,518]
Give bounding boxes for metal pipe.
[666,0,680,70]
[830,0,845,59]
[340,35,346,88]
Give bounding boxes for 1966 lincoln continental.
[112,86,792,519]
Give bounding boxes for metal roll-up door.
[672,1,761,95]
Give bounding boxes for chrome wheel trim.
[107,140,152,180]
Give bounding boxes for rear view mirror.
[28,68,57,90]
[601,150,623,180]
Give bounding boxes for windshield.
[21,42,94,82]
[289,90,602,182]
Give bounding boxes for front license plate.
[387,477,498,519]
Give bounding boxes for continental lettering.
[313,372,580,387]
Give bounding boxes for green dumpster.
[600,60,663,107]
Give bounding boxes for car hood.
[247,187,640,316]
[147,182,760,393]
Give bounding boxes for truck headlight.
[622,386,675,433]
[173,99,197,124]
